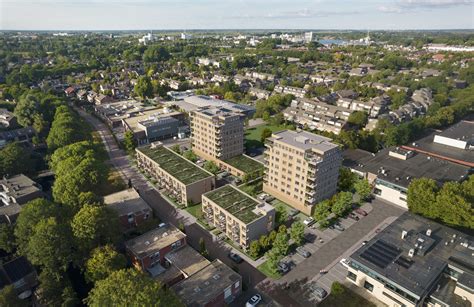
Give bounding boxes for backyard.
[319,284,376,307]
[245,123,291,148]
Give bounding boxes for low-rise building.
[0,256,38,299]
[0,127,36,148]
[0,109,18,128]
[103,189,152,231]
[344,146,471,208]
[125,224,187,276]
[172,259,242,307]
[274,85,306,98]
[346,212,473,307]
[0,175,43,224]
[136,143,215,206]
[202,185,275,249]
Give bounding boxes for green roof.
[204,185,260,224]
[137,145,213,185]
[224,155,264,175]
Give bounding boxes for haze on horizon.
[1,0,473,31]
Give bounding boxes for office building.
[346,212,473,307]
[202,185,275,249]
[190,106,245,162]
[263,130,342,215]
[136,143,215,206]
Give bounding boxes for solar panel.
[395,256,413,269]
[360,240,401,269]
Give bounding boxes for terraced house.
[202,185,275,249]
[136,142,215,206]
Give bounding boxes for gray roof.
[103,189,151,216]
[269,130,339,153]
[0,174,41,203]
[349,212,474,299]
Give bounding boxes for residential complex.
[202,184,275,249]
[190,106,245,162]
[0,175,43,224]
[103,188,152,231]
[136,143,215,206]
[263,130,342,215]
[346,212,473,307]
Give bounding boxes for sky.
[1,0,473,30]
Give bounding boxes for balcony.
[306,190,316,197]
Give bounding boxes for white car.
[303,217,315,226]
[246,294,262,307]
[340,258,350,268]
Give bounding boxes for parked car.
[362,240,368,245]
[289,209,300,217]
[228,251,243,264]
[304,233,315,243]
[296,246,311,258]
[303,217,315,226]
[258,193,268,200]
[349,212,360,221]
[246,294,262,307]
[333,223,345,231]
[278,261,290,274]
[309,285,327,299]
[340,258,350,268]
[265,195,275,202]
[355,208,368,216]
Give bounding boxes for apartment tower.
[190,106,245,162]
[263,130,342,215]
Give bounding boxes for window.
[364,281,374,292]
[347,271,357,281]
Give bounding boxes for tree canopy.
[85,245,127,283]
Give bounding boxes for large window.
[364,281,374,292]
[347,271,357,282]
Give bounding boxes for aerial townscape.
[0,1,473,307]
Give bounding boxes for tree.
[46,106,88,152]
[85,245,127,283]
[249,240,261,259]
[331,281,345,295]
[0,285,27,307]
[332,192,353,217]
[203,161,220,174]
[275,205,288,225]
[314,200,331,223]
[0,224,15,253]
[71,205,120,253]
[436,182,473,228]
[37,270,77,307]
[143,45,171,63]
[14,94,40,127]
[183,150,198,162]
[14,199,65,255]
[347,111,368,129]
[338,167,357,191]
[26,217,73,272]
[0,142,34,178]
[266,248,283,275]
[407,178,439,219]
[272,231,289,256]
[123,130,136,153]
[258,234,270,251]
[290,221,305,246]
[134,76,153,99]
[199,237,207,256]
[260,128,273,143]
[354,179,371,201]
[86,269,182,306]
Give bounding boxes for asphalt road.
[258,199,405,306]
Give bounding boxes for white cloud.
[377,5,403,13]
[377,0,473,13]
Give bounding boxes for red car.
[355,208,368,216]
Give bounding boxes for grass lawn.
[185,203,202,218]
[224,155,264,174]
[238,179,263,197]
[257,260,282,279]
[96,169,126,196]
[319,285,376,307]
[245,123,291,148]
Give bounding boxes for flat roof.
[125,224,185,258]
[0,174,41,199]
[269,130,338,153]
[352,147,471,188]
[123,109,182,132]
[203,184,261,224]
[172,259,241,306]
[436,120,474,141]
[164,245,210,277]
[223,155,264,174]
[103,189,151,216]
[349,212,474,298]
[137,144,213,185]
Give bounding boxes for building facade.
[190,106,245,162]
[136,143,215,206]
[263,130,342,215]
[202,185,275,249]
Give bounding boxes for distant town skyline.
[1,0,473,30]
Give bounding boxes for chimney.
[401,230,408,240]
